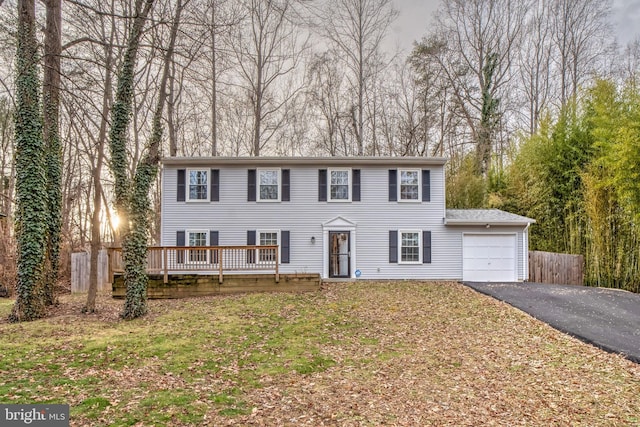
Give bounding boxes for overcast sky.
[388,0,640,55]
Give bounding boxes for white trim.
[322,217,357,279]
[398,169,421,203]
[256,229,280,264]
[398,229,422,264]
[256,168,281,202]
[327,168,351,202]
[186,169,209,202]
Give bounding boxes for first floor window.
[400,170,420,201]
[400,231,420,263]
[259,231,278,262]
[259,169,279,201]
[188,170,208,200]
[188,231,207,263]
[330,169,350,200]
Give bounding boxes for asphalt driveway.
[464,282,640,364]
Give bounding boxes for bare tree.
[319,0,397,155]
[231,0,307,156]
[551,0,612,107]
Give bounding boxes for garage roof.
[445,209,535,226]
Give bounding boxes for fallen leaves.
[1,282,639,426]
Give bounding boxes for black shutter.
[177,169,186,202]
[282,169,290,202]
[388,169,397,201]
[318,169,327,201]
[176,230,185,264]
[389,230,398,263]
[423,231,432,264]
[281,231,290,264]
[210,169,219,201]
[352,169,361,202]
[247,230,256,264]
[210,231,219,264]
[248,169,256,201]
[422,169,431,202]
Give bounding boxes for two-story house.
[159,156,534,283]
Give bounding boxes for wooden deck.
[112,272,321,299]
[108,246,321,298]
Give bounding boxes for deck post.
[218,248,223,284]
[163,247,168,284]
[275,246,280,283]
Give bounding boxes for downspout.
[523,222,531,281]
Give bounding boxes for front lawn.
[1,281,638,426]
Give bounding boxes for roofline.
[161,156,447,167]
[444,219,536,226]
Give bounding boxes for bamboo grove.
[491,80,640,292]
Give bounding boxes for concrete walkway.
[464,282,640,364]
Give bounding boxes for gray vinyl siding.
[161,164,528,280]
[443,226,529,281]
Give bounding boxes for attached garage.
[445,209,536,283]
[462,233,517,282]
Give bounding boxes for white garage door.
[463,234,517,282]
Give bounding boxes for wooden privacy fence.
[71,249,111,293]
[108,245,280,284]
[529,250,584,286]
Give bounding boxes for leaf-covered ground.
[1,281,638,426]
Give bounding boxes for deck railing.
[108,245,279,284]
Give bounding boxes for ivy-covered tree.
[42,0,63,306]
[10,0,47,321]
[108,0,183,319]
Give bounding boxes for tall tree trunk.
[84,9,115,314]
[121,0,183,320]
[109,0,155,245]
[10,0,47,322]
[42,0,62,306]
[210,5,217,156]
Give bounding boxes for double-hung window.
[329,169,350,201]
[188,230,208,263]
[399,230,421,264]
[258,169,280,201]
[188,170,208,201]
[399,169,420,201]
[258,231,279,263]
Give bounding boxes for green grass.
[1,282,639,426]
[0,292,356,425]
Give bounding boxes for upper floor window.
[319,169,360,202]
[248,169,290,202]
[258,169,280,201]
[389,169,430,202]
[330,169,350,201]
[188,170,208,201]
[399,170,420,201]
[178,169,218,202]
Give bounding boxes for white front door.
[463,234,517,282]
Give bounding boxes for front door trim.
[322,216,357,279]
